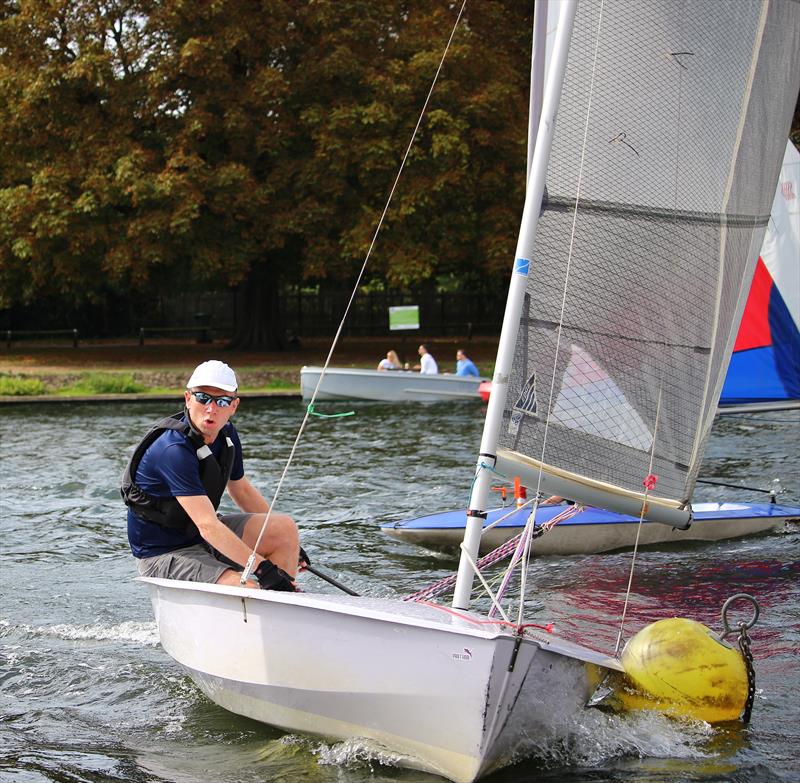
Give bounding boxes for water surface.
[1,400,798,782]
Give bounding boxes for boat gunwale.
[138,576,622,670]
[300,365,487,385]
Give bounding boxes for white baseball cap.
[186,360,238,392]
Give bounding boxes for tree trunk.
[227,262,286,350]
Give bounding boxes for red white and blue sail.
[721,142,800,406]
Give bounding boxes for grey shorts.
[135,513,254,584]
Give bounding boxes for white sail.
[495,0,800,525]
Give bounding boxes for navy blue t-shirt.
[127,418,244,559]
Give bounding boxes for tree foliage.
[0,1,530,346]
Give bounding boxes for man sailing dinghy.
[135,2,800,781]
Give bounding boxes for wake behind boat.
[383,501,800,555]
[300,365,485,402]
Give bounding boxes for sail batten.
[542,197,772,227]
[522,317,712,353]
[497,0,800,524]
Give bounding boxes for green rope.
[465,461,509,506]
[307,403,356,419]
[479,460,508,479]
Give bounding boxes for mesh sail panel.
[499,0,800,509]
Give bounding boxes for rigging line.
[514,0,607,628]
[533,0,604,499]
[240,1,469,584]
[612,33,695,649]
[458,542,512,623]
[482,496,536,532]
[696,477,775,494]
[489,500,539,619]
[614,385,664,656]
[515,512,538,625]
[488,502,584,618]
[404,504,581,604]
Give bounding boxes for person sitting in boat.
[376,350,402,371]
[413,343,439,374]
[122,360,303,592]
[455,349,480,377]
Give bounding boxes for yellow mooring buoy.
[615,617,749,723]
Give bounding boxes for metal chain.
[720,593,759,724]
[738,622,756,723]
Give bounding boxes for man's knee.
[243,512,298,549]
[272,513,300,546]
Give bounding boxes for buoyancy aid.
[120,410,235,535]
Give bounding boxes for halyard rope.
[241,1,469,584]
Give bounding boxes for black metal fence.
[282,290,505,337]
[145,288,506,337]
[3,288,506,344]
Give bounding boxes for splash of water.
[4,618,159,646]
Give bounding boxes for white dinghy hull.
[384,502,799,555]
[141,577,619,782]
[301,366,485,402]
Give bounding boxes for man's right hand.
[254,559,296,592]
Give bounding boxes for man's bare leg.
[240,512,300,577]
[215,568,258,588]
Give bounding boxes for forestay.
[496,0,800,525]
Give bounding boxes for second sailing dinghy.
[383,500,800,555]
[387,140,800,555]
[719,140,800,413]
[138,2,800,781]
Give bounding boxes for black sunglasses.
[189,390,238,408]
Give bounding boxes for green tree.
[0,0,158,313]
[286,1,531,288]
[0,1,532,347]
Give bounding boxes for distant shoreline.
[0,334,498,402]
[0,390,301,405]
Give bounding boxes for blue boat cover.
[385,502,800,532]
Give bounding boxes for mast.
[452,0,577,610]
[527,0,549,183]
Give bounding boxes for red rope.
[403,504,584,602]
[413,600,554,634]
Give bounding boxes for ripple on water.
[1,402,798,783]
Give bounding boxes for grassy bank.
[0,335,499,397]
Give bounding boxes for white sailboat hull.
[383,503,798,555]
[140,577,619,782]
[525,509,788,555]
[301,366,485,402]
